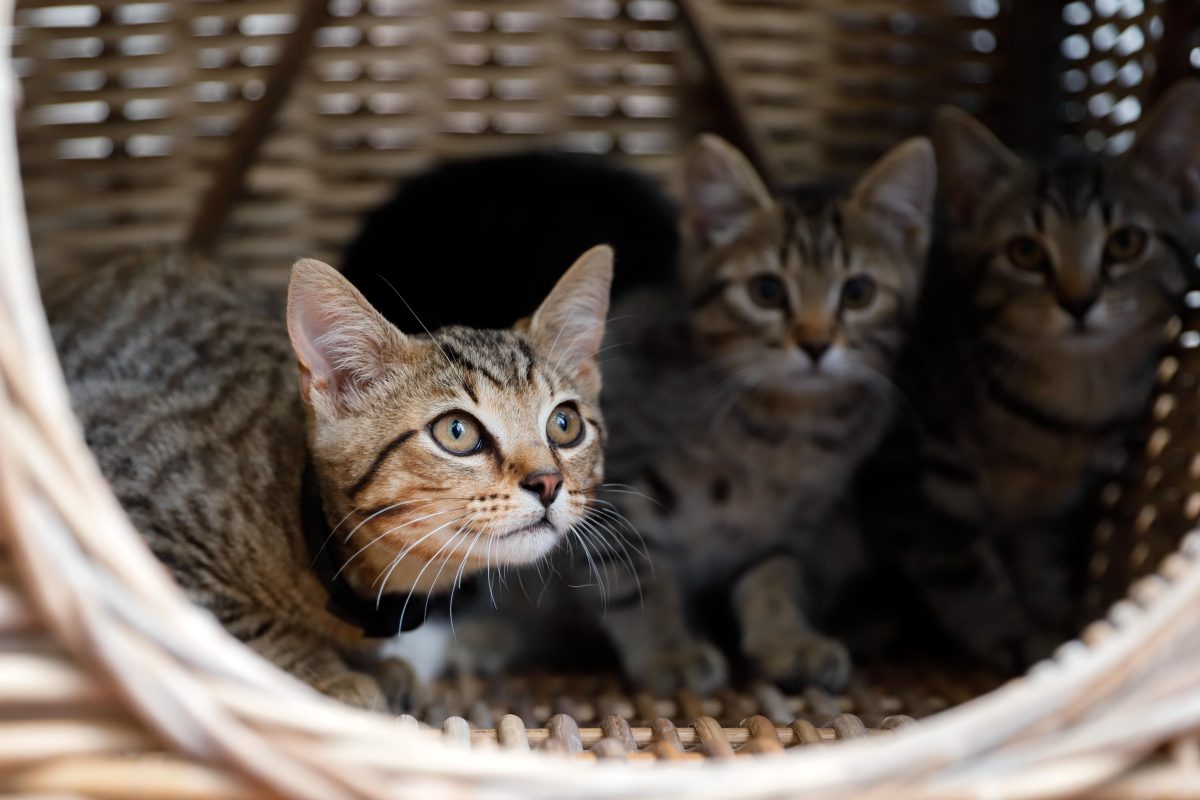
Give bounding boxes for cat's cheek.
[822,346,854,377]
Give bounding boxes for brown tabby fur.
[573,135,936,693]
[858,81,1200,670]
[46,246,611,709]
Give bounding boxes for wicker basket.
[5,1,1200,796]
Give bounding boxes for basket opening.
[13,0,1200,757]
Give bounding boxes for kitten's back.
[45,250,310,631]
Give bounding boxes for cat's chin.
[485,521,563,565]
[1036,323,1145,355]
[764,368,852,398]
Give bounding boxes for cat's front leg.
[1005,524,1084,666]
[350,651,419,711]
[733,554,851,693]
[236,616,391,711]
[595,561,728,695]
[901,530,1038,674]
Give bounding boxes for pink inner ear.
[685,142,770,246]
[689,180,760,246]
[288,296,341,391]
[867,188,920,227]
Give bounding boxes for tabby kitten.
[585,135,936,693]
[858,81,1200,670]
[45,245,612,709]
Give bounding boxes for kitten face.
[934,83,1200,355]
[287,247,612,595]
[679,135,935,396]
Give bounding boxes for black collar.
[301,457,449,637]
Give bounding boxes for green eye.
[840,275,876,310]
[430,412,483,456]
[1006,235,1049,272]
[546,403,584,447]
[748,274,787,309]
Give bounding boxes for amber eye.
[748,274,787,309]
[1006,236,1049,272]
[840,275,877,310]
[1105,226,1148,263]
[546,403,584,447]
[430,412,483,456]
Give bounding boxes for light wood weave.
[10,0,1041,281]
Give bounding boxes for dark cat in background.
[857,80,1200,672]
[342,151,678,332]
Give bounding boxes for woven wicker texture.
[7,0,1200,796]
[13,0,691,280]
[11,0,1058,281]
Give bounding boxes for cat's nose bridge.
[1052,252,1102,319]
[506,441,559,486]
[791,310,836,349]
[1046,218,1104,284]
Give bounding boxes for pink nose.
[521,470,563,507]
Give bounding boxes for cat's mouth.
[482,517,563,566]
[498,517,554,539]
[1053,320,1126,348]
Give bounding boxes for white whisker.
[341,497,464,544]
[333,506,463,580]
[372,510,473,599]
[376,273,455,369]
[391,523,473,626]
[448,527,486,637]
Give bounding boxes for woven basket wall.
[12,0,1117,281]
[6,0,1200,797]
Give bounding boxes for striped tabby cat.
[859,81,1200,670]
[588,135,936,693]
[46,245,612,709]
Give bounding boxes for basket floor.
[409,663,1002,757]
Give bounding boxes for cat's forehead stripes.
[777,194,854,278]
[1032,158,1113,223]
[433,327,539,389]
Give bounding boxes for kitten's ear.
[1126,79,1200,209]
[933,106,1021,225]
[849,136,936,256]
[287,258,408,411]
[683,134,774,247]
[525,245,613,396]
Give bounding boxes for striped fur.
[860,82,1200,671]
[580,136,936,693]
[45,246,611,709]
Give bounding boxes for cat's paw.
[315,671,388,711]
[372,657,419,712]
[748,632,852,693]
[625,640,729,695]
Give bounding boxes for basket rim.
[3,8,1200,796]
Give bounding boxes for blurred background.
[8,0,1198,283]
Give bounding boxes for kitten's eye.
[1006,236,1049,272]
[546,403,584,447]
[1105,226,1148,262]
[748,274,787,309]
[430,412,483,456]
[840,275,876,310]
